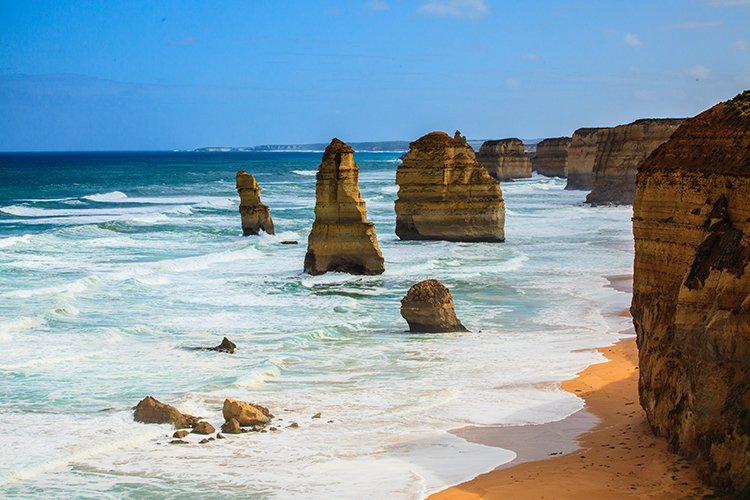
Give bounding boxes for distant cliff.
[476,138,532,181]
[196,141,411,152]
[632,91,750,493]
[565,127,609,190]
[532,137,571,178]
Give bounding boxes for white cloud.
[735,39,749,50]
[417,0,489,19]
[706,0,750,6]
[687,64,711,80]
[364,1,389,10]
[623,33,644,47]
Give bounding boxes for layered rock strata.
[400,279,468,333]
[304,139,385,275]
[565,127,609,190]
[631,91,750,492]
[476,138,532,180]
[395,131,505,242]
[236,170,275,236]
[532,137,571,178]
[587,119,684,205]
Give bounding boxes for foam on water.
[0,153,634,498]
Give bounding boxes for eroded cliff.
[395,131,505,242]
[304,138,385,275]
[631,91,750,492]
[532,137,571,178]
[587,119,684,205]
[477,138,532,181]
[236,171,275,236]
[565,127,609,190]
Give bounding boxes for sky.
[0,0,749,151]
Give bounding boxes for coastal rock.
[631,91,750,492]
[587,119,684,205]
[395,131,505,242]
[565,127,609,190]
[400,279,468,333]
[476,138,532,181]
[173,430,189,439]
[133,396,198,429]
[303,139,385,275]
[236,170,275,236]
[189,337,237,354]
[532,137,571,178]
[221,418,242,434]
[191,421,215,435]
[222,398,272,427]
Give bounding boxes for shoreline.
[429,337,712,499]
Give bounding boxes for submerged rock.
[395,131,505,242]
[532,137,571,178]
[565,127,609,190]
[191,421,215,435]
[476,138,532,181]
[172,430,189,439]
[632,90,750,492]
[133,396,198,429]
[236,170,275,236]
[400,279,468,333]
[304,138,385,276]
[222,398,272,427]
[189,337,237,354]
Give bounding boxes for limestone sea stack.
[236,171,275,236]
[631,91,750,492]
[532,137,571,178]
[476,138,532,181]
[395,131,505,242]
[564,127,609,190]
[400,279,468,333]
[586,119,684,205]
[304,139,385,275]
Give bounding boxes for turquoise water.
[0,152,634,498]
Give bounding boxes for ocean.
[0,151,634,498]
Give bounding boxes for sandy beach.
[430,337,712,499]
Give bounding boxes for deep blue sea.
[0,151,634,498]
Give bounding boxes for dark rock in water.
[400,279,468,333]
[312,412,321,419]
[222,398,272,426]
[189,337,237,354]
[270,426,279,432]
[133,396,198,429]
[280,240,298,245]
[288,422,299,428]
[173,430,189,439]
[199,438,210,444]
[216,433,226,439]
[191,421,215,435]
[169,439,189,445]
[221,418,242,434]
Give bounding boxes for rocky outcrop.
[395,131,505,242]
[236,171,275,236]
[133,396,198,429]
[631,91,750,493]
[222,398,272,427]
[400,279,468,333]
[587,119,684,205]
[191,421,215,435]
[565,127,609,190]
[532,137,571,178]
[304,139,385,276]
[189,337,237,354]
[477,138,532,181]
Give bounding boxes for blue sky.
[1,0,749,151]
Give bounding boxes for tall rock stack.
[236,171,275,236]
[586,119,684,205]
[565,127,608,190]
[631,91,750,492]
[395,131,505,242]
[476,138,532,181]
[304,138,385,276]
[532,137,571,178]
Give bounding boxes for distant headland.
[194,139,539,153]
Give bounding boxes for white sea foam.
[81,191,128,202]
[291,169,317,176]
[0,234,31,248]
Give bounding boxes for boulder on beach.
[303,138,385,276]
[400,279,468,333]
[221,417,242,434]
[133,396,198,429]
[222,398,272,427]
[191,421,216,435]
[236,170,275,236]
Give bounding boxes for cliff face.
[395,131,505,242]
[476,138,532,181]
[587,119,684,205]
[236,171,275,236]
[532,137,571,178]
[304,139,385,276]
[631,91,750,492]
[565,127,608,190]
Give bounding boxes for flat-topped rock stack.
[476,138,532,181]
[586,118,684,205]
[532,137,571,178]
[565,127,609,190]
[304,138,385,275]
[236,171,275,236]
[395,131,505,242]
[631,91,750,493]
